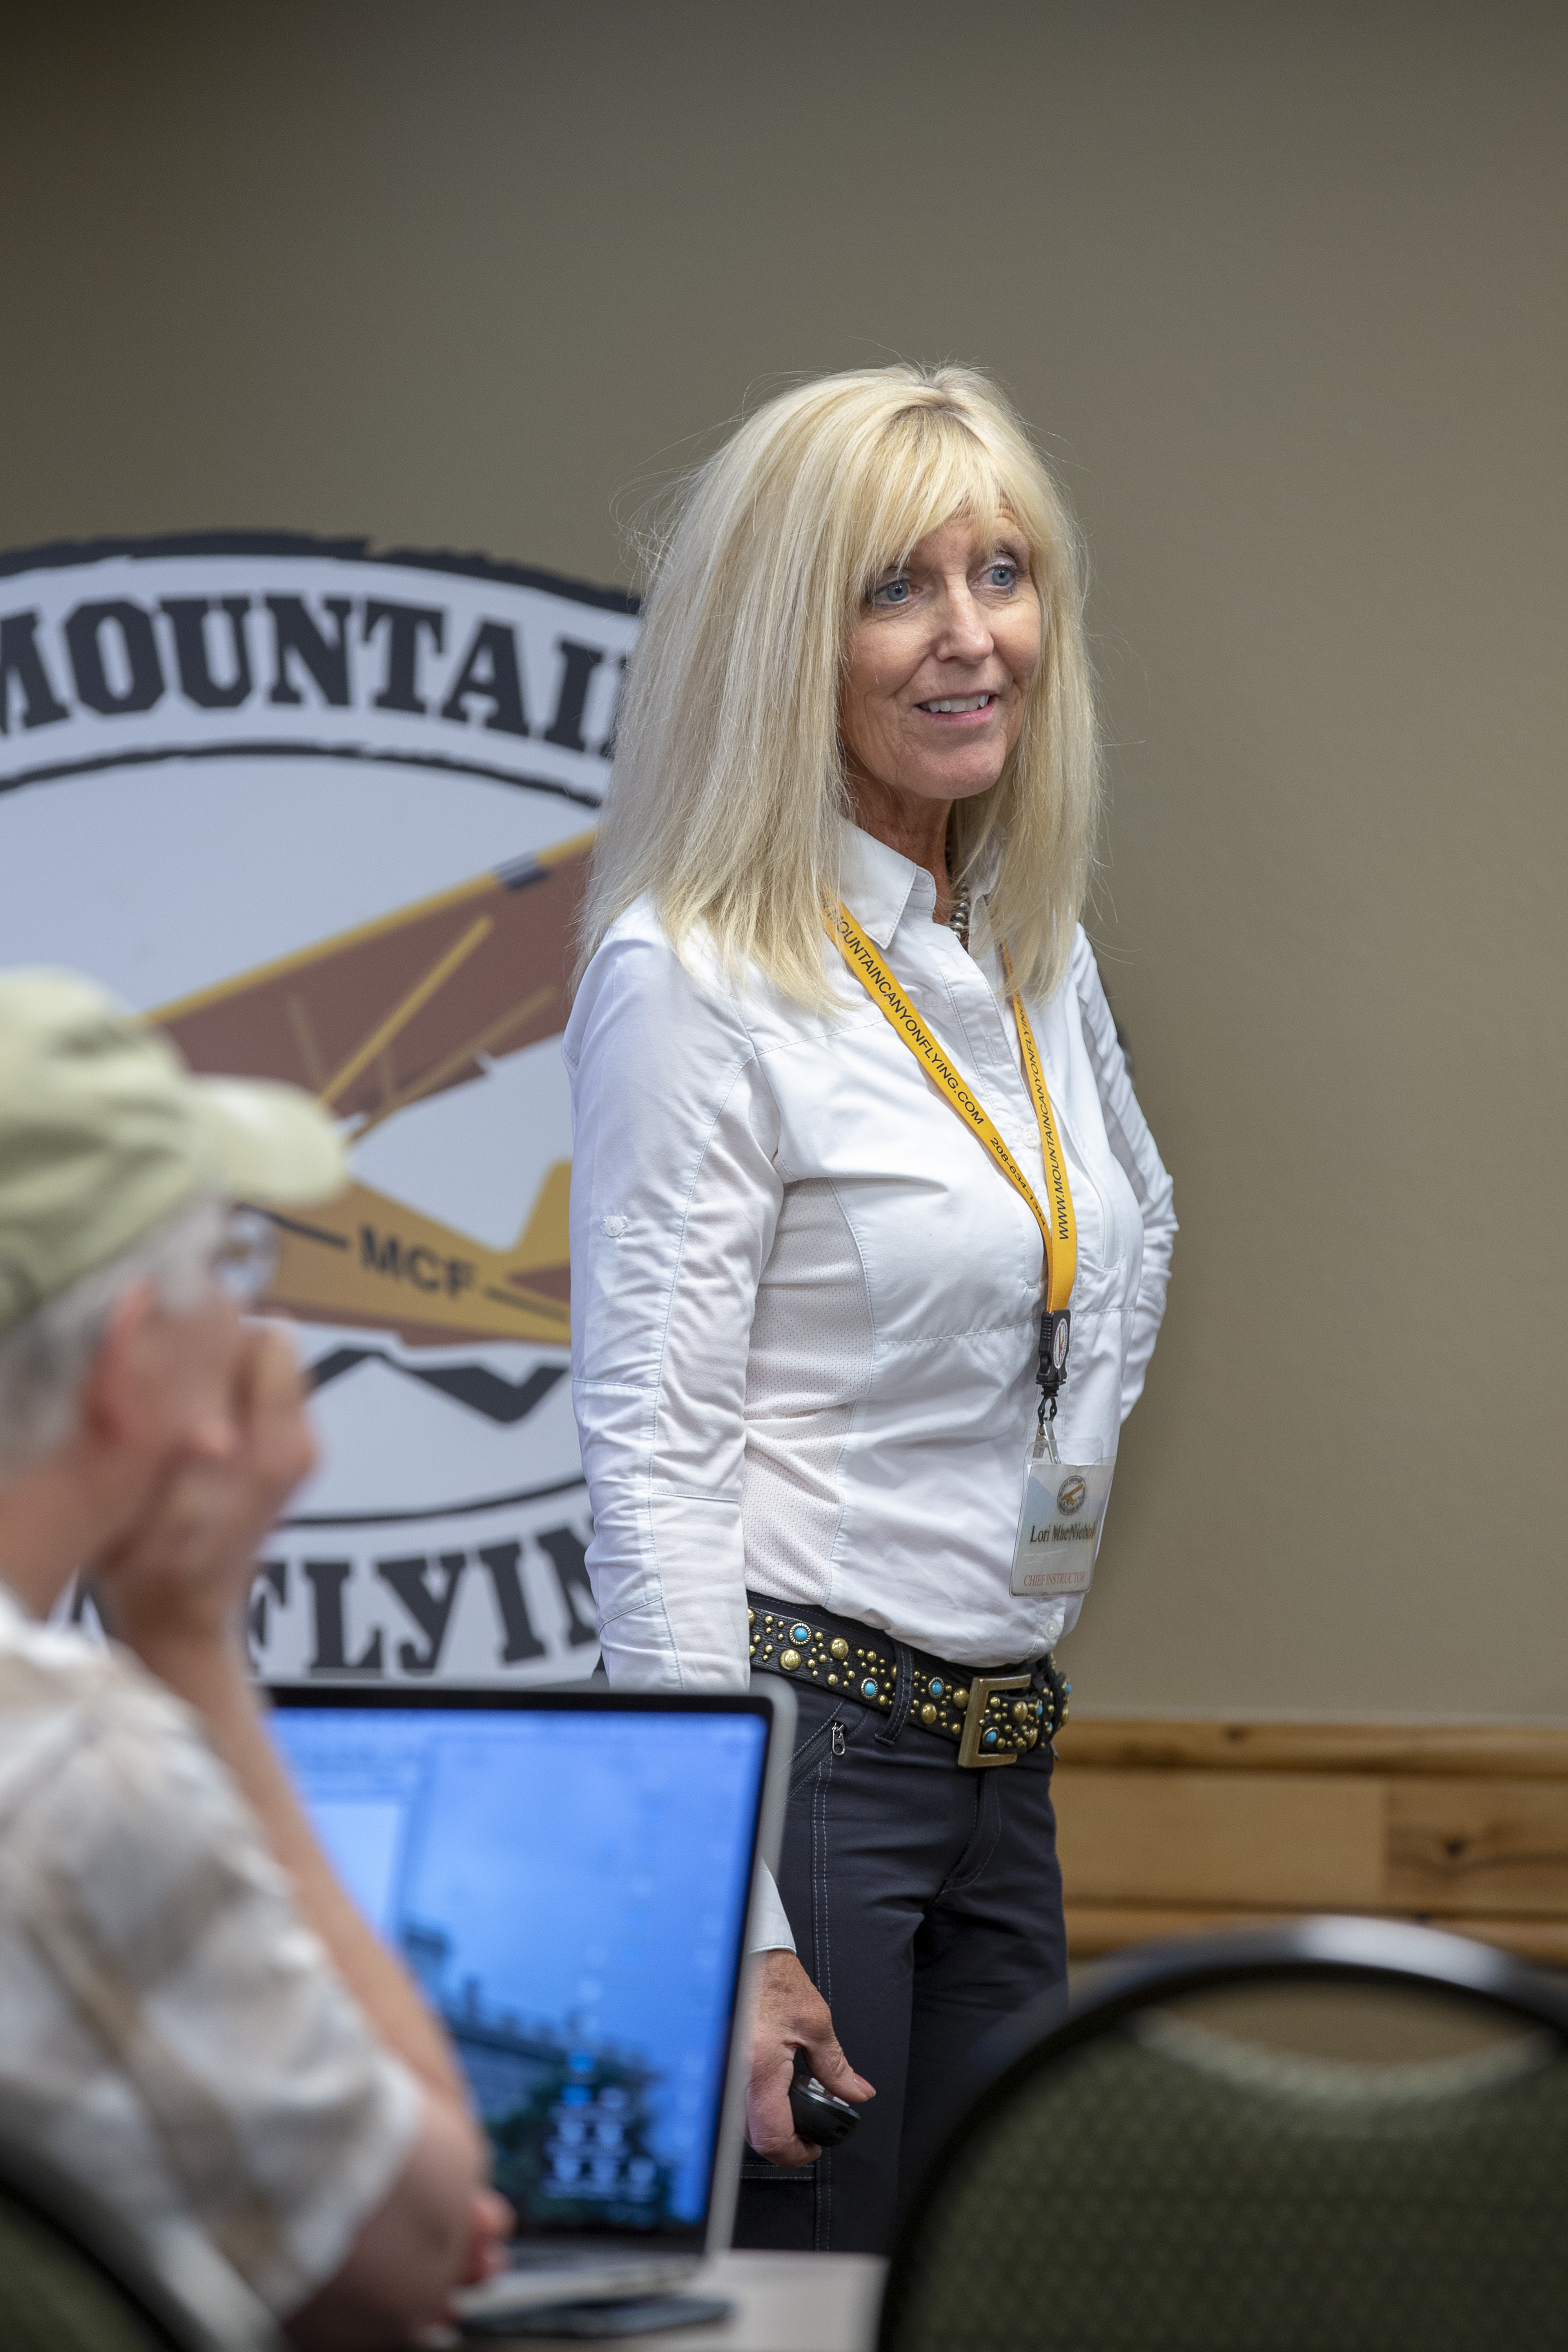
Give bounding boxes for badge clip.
[1037,1307,1071,1426]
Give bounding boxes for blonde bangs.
[579,364,1099,1012]
[849,407,1008,608]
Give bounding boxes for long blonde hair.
[579,363,1099,1007]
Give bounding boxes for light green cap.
[0,968,346,1334]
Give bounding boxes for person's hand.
[92,1320,315,1660]
[457,2187,515,2288]
[744,1949,873,2166]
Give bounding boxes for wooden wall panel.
[1051,1720,1568,1966]
[1384,1779,1568,1915]
[1061,1902,1568,1968]
[1054,1769,1385,1909]
[1058,1722,1568,1780]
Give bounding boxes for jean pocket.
[787,1714,849,1797]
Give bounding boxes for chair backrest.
[880,1917,1568,2352]
[0,2114,279,2352]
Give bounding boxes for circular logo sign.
[0,533,639,1686]
[1056,1474,1088,1515]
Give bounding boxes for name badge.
[1010,1434,1116,1599]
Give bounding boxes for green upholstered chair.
[880,1917,1568,2352]
[0,2116,279,2352]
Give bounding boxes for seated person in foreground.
[0,970,510,2345]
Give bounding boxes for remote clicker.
[788,2045,860,2149]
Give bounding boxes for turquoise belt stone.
[746,1598,1067,1766]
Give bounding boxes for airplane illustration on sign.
[151,831,592,1369]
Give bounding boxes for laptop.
[267,1682,795,2321]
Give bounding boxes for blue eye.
[872,576,912,605]
[987,561,1019,589]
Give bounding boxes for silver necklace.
[947,885,972,951]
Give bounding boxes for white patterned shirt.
[0,1585,420,2315]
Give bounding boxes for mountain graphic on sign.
[151,833,591,1350]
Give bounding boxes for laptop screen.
[267,1690,771,2247]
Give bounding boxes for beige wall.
[3,2,1564,1719]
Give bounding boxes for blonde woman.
[565,365,1176,2254]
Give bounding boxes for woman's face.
[840,509,1042,811]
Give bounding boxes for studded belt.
[746,1590,1067,1769]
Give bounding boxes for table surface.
[475,2251,886,2352]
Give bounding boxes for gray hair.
[0,1194,225,1482]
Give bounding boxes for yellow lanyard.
[825,901,1078,1316]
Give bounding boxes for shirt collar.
[837,818,929,949]
[836,817,1006,949]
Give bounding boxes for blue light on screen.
[269,1707,766,2229]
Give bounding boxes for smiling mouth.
[917,693,998,715]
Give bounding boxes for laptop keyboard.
[506,2245,684,2274]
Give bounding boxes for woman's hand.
[744,1949,874,2165]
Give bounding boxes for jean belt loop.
[874,1640,917,1746]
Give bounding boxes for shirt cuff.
[746,1862,795,1954]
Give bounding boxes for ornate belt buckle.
[956,1672,1031,1769]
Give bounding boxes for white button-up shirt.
[565,821,1176,1698]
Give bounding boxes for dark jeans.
[732,1671,1066,2256]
